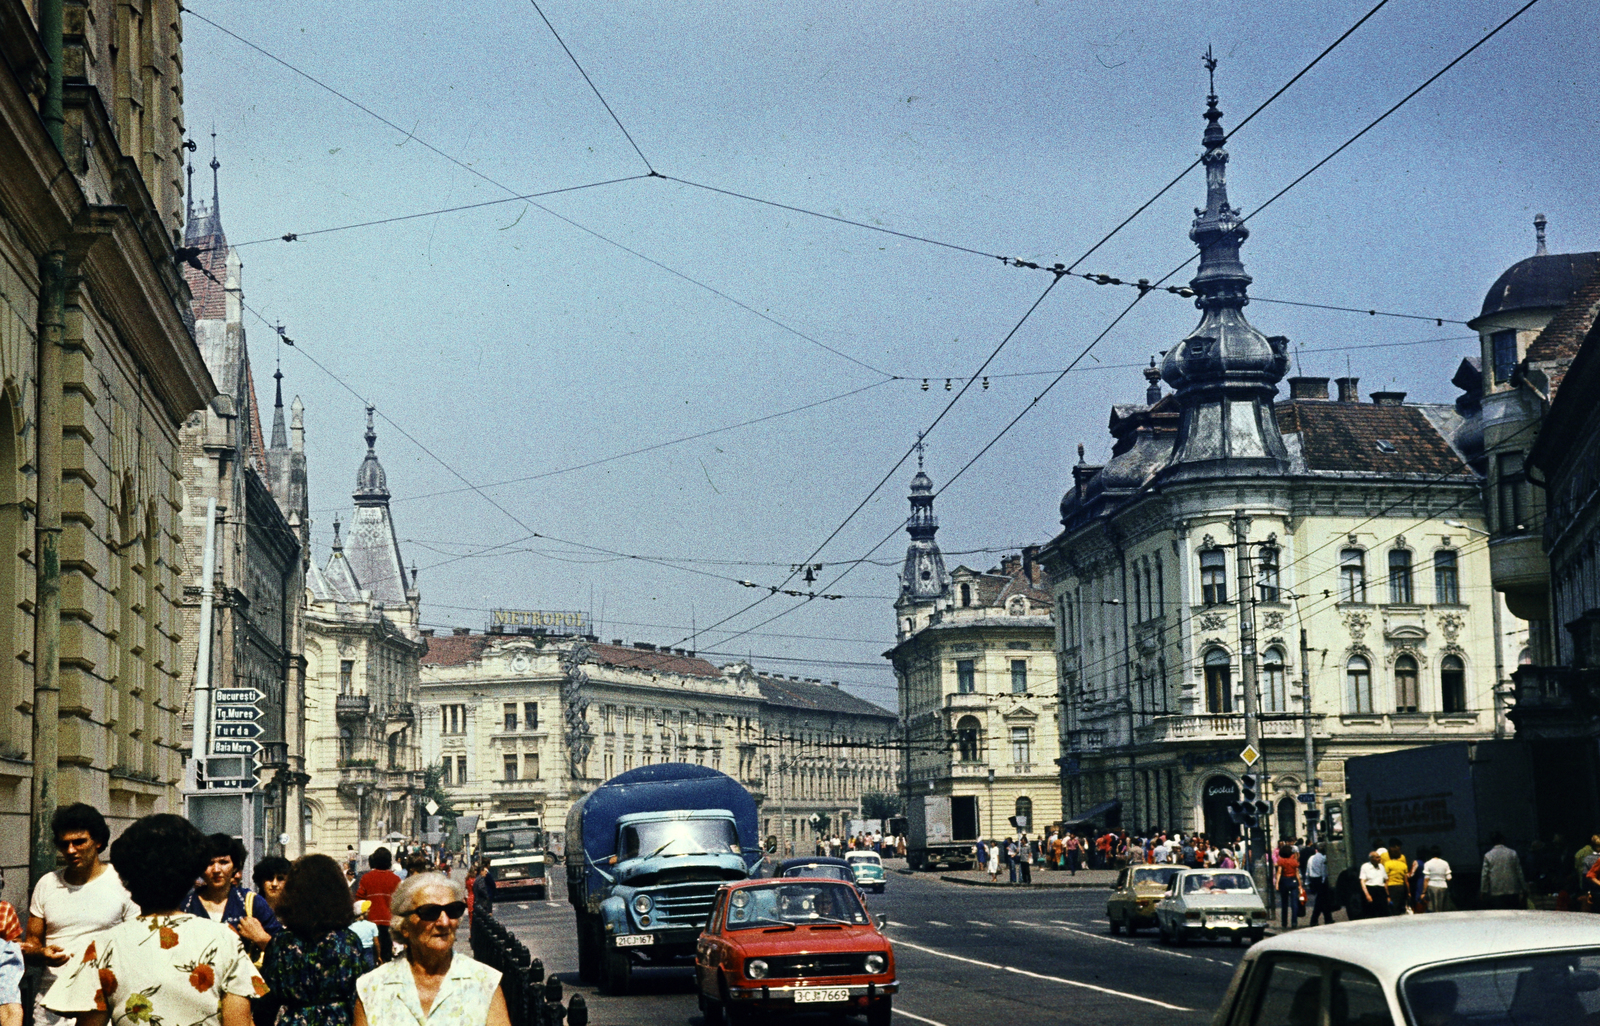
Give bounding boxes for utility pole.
[1300,628,1319,845]
[1232,510,1262,867]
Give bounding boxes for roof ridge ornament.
[1534,212,1548,256]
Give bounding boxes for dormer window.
[1375,439,1397,454]
[960,583,972,607]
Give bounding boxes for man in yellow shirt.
[1383,843,1411,915]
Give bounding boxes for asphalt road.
[491,869,1250,1026]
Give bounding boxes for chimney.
[831,680,841,687]
[1022,544,1041,583]
[1335,376,1360,403]
[516,626,533,636]
[1369,391,1406,406]
[612,638,624,646]
[420,628,434,638]
[489,624,504,634]
[453,627,471,636]
[1288,376,1330,400]
[633,642,656,651]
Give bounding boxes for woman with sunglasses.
[353,874,508,1026]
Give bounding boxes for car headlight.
[746,959,769,980]
[864,954,887,975]
[632,894,653,915]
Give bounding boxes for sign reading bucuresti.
[488,609,590,635]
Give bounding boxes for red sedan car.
[695,877,897,1026]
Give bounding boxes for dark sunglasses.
[403,901,467,922]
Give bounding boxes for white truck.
[901,794,979,871]
[477,813,548,899]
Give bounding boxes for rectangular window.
[1340,549,1367,603]
[1434,550,1460,604]
[339,660,354,693]
[441,704,465,735]
[524,702,538,731]
[1010,727,1031,767]
[1388,549,1414,604]
[1497,452,1530,533]
[1257,547,1280,603]
[1205,658,1233,714]
[1441,657,1467,713]
[1200,549,1227,605]
[503,703,518,732]
[440,759,452,786]
[1010,659,1028,694]
[503,754,518,782]
[456,755,467,784]
[524,753,540,780]
[956,659,976,694]
[1491,329,1518,384]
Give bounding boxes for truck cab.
[478,815,547,900]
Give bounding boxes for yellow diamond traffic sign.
[1240,744,1261,767]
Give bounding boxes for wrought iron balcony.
[335,694,369,719]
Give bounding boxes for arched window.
[1277,796,1297,841]
[1200,549,1228,605]
[960,583,972,608]
[1441,656,1467,713]
[1341,549,1367,603]
[1389,549,1414,604]
[1204,649,1233,714]
[1433,550,1459,604]
[1262,647,1286,713]
[1015,795,1033,829]
[1347,656,1373,714]
[1395,655,1419,712]
[956,716,982,762]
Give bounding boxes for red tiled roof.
[420,632,493,667]
[184,233,228,321]
[419,633,722,678]
[1276,401,1471,478]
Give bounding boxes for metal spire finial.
[913,430,926,469]
[1203,45,1217,96]
[1534,212,1548,256]
[364,404,377,452]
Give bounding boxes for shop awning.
[1062,799,1121,827]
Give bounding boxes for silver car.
[1155,868,1270,945]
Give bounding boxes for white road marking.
[966,920,993,927]
[894,1010,952,1026]
[545,902,563,908]
[926,920,950,927]
[1049,919,1081,926]
[892,938,1193,1011]
[517,904,529,910]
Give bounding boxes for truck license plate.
[614,934,654,948]
[794,988,850,1004]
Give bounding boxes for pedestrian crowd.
[811,832,904,859]
[0,806,506,1026]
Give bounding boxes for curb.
[937,874,1112,889]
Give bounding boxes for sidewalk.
[887,861,1119,888]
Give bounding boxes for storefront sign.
[488,609,589,635]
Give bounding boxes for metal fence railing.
[471,908,588,1026]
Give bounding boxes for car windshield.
[482,828,541,852]
[1403,950,1600,1026]
[1132,867,1180,887]
[620,818,738,860]
[782,864,853,881]
[725,883,870,930]
[1182,872,1255,894]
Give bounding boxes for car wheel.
[1125,920,1140,935]
[701,991,725,1026]
[1108,915,1122,935]
[602,948,632,996]
[1157,920,1171,945]
[866,996,893,1026]
[1173,927,1188,947]
[576,916,601,985]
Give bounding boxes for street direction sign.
[215,706,260,722]
[214,688,264,705]
[213,740,260,755]
[214,722,262,739]
[1239,744,1261,767]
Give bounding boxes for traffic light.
[1239,773,1259,804]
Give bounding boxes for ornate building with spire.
[884,459,1060,855]
[1038,76,1507,856]
[176,153,308,861]
[302,409,427,853]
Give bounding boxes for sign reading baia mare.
[488,609,590,636]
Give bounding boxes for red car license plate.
[794,988,850,1004]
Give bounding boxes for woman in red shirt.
[353,847,401,964]
[1273,842,1301,930]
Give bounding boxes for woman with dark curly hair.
[41,814,264,1026]
[258,855,367,1026]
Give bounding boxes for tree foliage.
[860,790,903,821]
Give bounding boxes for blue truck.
[565,763,760,995]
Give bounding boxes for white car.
[1210,911,1600,1026]
[1155,868,1270,945]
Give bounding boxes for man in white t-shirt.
[22,804,138,1026]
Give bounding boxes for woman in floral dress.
[42,814,264,1026]
[260,855,367,1026]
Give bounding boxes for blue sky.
[181,0,1600,708]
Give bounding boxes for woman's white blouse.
[356,954,501,1026]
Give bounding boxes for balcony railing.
[335,694,369,719]
[944,692,990,711]
[1133,714,1309,746]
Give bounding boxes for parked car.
[1155,868,1269,945]
[1106,864,1182,934]
[845,850,887,893]
[694,878,896,1026]
[1209,911,1600,1026]
[776,856,855,883]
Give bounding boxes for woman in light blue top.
[353,875,508,1026]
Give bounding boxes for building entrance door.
[1201,775,1239,842]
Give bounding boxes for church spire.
[1157,53,1290,478]
[270,365,288,450]
[899,437,948,606]
[353,404,390,505]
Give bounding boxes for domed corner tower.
[894,442,950,641]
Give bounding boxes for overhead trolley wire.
[526,0,656,175]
